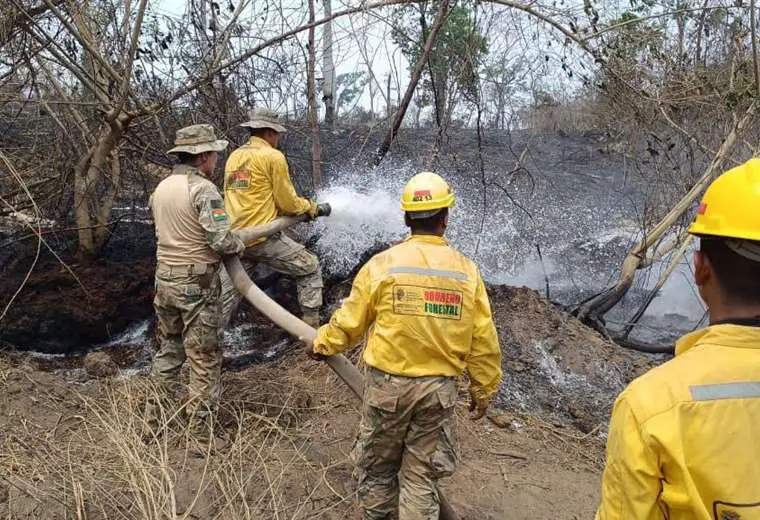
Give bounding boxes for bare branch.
[752,0,760,97]
[374,0,451,165]
[111,0,148,120]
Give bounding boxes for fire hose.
[223,214,459,520]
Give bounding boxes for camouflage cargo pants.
[352,367,458,520]
[145,263,223,439]
[219,232,323,326]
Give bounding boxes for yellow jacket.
[224,137,316,243]
[314,234,502,401]
[596,323,760,520]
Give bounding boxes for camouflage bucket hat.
[239,108,287,133]
[167,124,229,155]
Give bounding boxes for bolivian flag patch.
[211,209,228,222]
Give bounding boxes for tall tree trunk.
[496,71,507,129]
[386,73,392,131]
[432,67,448,130]
[694,0,710,66]
[93,148,121,248]
[368,74,376,116]
[74,116,128,260]
[676,8,685,66]
[307,0,323,187]
[374,0,451,166]
[752,0,760,96]
[73,149,96,257]
[418,6,440,129]
[322,0,335,126]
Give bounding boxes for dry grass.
[0,358,359,519]
[0,349,610,519]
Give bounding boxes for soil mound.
[321,281,656,431]
[0,256,155,353]
[490,285,656,430]
[83,351,119,378]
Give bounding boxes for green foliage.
[335,71,369,112]
[391,0,488,123]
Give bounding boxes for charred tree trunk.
[73,113,130,260]
[574,101,757,325]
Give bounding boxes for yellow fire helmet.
[400,171,456,218]
[689,158,760,243]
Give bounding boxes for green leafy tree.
[392,1,487,128]
[334,71,369,116]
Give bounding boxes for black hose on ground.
[611,334,675,355]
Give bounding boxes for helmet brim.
[407,208,443,220]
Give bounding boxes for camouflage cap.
[239,108,287,133]
[167,124,229,155]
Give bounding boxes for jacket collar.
[405,234,449,246]
[247,136,272,149]
[172,163,208,179]
[675,323,760,355]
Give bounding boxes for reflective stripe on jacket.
[596,324,760,520]
[314,234,502,400]
[223,136,316,244]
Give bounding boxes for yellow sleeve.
[270,152,317,217]
[314,264,375,356]
[466,275,503,401]
[596,394,664,520]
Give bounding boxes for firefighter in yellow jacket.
[596,158,760,520]
[305,172,502,520]
[220,108,330,328]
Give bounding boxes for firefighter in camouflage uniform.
[146,124,244,443]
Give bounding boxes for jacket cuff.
[469,384,493,403]
[313,327,333,355]
[306,200,319,218]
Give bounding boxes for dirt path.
[0,282,651,518]
[0,349,604,519]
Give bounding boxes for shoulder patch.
[211,209,228,222]
[227,170,251,190]
[210,198,224,209]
